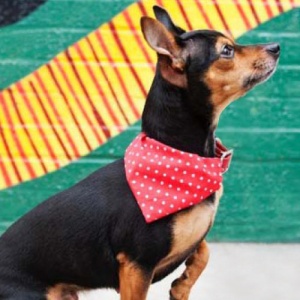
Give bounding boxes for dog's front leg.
[169,240,209,300]
[117,253,153,300]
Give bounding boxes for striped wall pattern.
[0,0,298,190]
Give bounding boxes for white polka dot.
[185,191,189,195]
[157,190,161,194]
[170,204,174,208]
[182,199,186,203]
[135,172,139,176]
[150,206,154,210]
[168,184,173,188]
[211,164,215,167]
[166,164,170,168]
[180,179,184,183]
[155,170,159,174]
[188,182,192,186]
[165,192,169,196]
[140,183,144,187]
[160,181,164,185]
[153,198,157,202]
[145,194,149,198]
[186,162,191,166]
[196,185,201,189]
[158,209,162,214]
[137,191,141,195]
[146,214,150,219]
[144,175,148,179]
[183,171,187,175]
[200,177,204,181]
[148,186,153,191]
[141,203,145,207]
[207,179,211,183]
[152,178,156,182]
[177,187,181,191]
[162,201,166,205]
[195,165,199,169]
[158,161,162,165]
[194,194,197,198]
[146,167,151,171]
[174,167,179,172]
[173,195,177,200]
[191,174,196,178]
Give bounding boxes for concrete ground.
[79,243,300,300]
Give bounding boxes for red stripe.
[235,0,252,30]
[108,21,147,97]
[246,0,261,25]
[0,94,22,182]
[289,0,295,8]
[0,156,11,186]
[85,36,130,126]
[156,0,163,6]
[137,1,147,16]
[7,88,48,174]
[95,30,140,119]
[263,0,273,18]
[1,90,37,178]
[53,57,105,143]
[195,1,213,29]
[275,0,284,13]
[47,63,94,150]
[213,2,232,37]
[34,72,80,158]
[15,82,60,169]
[175,0,193,30]
[73,43,121,133]
[64,50,111,140]
[29,80,73,161]
[123,10,155,72]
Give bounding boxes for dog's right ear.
[141,16,187,87]
[141,17,185,72]
[153,6,186,36]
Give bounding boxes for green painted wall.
[0,0,135,89]
[0,5,299,242]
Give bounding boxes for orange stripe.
[64,50,111,140]
[46,62,94,150]
[1,91,37,178]
[73,43,122,133]
[246,0,261,24]
[34,71,80,158]
[53,57,104,144]
[195,1,213,29]
[213,2,232,37]
[175,0,193,30]
[85,36,131,126]
[0,156,11,186]
[123,10,155,72]
[263,0,273,18]
[95,30,140,119]
[0,94,22,182]
[108,21,147,97]
[15,82,60,168]
[29,80,73,161]
[235,0,252,30]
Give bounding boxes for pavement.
[79,243,300,300]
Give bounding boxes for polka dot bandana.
[125,133,233,223]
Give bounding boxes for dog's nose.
[264,43,280,57]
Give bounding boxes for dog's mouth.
[243,66,276,90]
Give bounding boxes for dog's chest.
[154,185,223,276]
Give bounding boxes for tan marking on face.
[204,36,278,125]
[46,284,82,300]
[154,185,223,276]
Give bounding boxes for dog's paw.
[169,287,190,300]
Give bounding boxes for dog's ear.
[153,6,186,36]
[141,16,185,72]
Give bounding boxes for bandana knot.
[125,133,232,223]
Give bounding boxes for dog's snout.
[264,43,280,57]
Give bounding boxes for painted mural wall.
[0,0,299,241]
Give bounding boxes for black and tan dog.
[0,6,279,300]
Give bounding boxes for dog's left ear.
[141,16,185,72]
[153,5,186,36]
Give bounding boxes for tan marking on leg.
[169,240,210,300]
[46,284,81,300]
[117,252,153,300]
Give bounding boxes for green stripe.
[0,9,299,242]
[0,0,136,89]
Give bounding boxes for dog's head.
[141,6,280,120]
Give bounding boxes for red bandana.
[124,133,233,223]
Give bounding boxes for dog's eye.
[221,45,234,58]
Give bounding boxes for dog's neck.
[142,71,215,157]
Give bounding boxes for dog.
[0,6,279,300]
